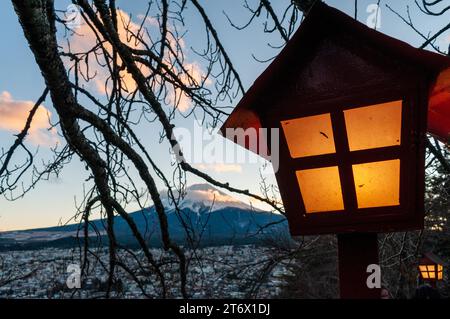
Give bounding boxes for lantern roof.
[220,2,450,147]
[421,252,444,265]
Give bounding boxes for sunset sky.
[0,0,449,231]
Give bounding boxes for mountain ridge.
[0,184,290,250]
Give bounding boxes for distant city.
[0,245,293,298]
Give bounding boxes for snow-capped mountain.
[0,184,290,250]
[161,183,260,212]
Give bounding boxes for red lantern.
[419,252,444,283]
[220,2,450,237]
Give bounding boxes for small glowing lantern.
[419,252,444,282]
[220,2,450,236]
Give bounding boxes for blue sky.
[0,0,449,231]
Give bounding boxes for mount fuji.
[0,184,290,250]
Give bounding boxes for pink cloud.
[63,10,145,94]
[0,91,58,146]
[63,10,208,112]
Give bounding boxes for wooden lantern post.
[338,233,379,298]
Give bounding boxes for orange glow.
[352,159,400,208]
[419,264,443,280]
[281,113,336,158]
[344,100,402,151]
[428,67,450,144]
[296,166,344,213]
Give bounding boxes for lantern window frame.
[281,100,404,215]
[419,253,444,282]
[261,86,426,235]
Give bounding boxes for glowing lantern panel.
[352,159,400,208]
[296,166,344,213]
[344,100,402,151]
[419,253,444,282]
[281,113,336,158]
